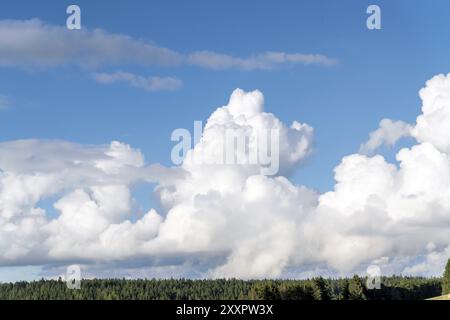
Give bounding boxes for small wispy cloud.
[0,19,181,69]
[187,51,338,70]
[92,72,183,91]
[0,94,12,110]
[359,118,412,154]
[0,19,338,71]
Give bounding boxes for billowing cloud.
[0,89,315,277]
[0,139,181,266]
[156,89,316,278]
[311,73,450,275]
[1,74,450,279]
[412,73,450,153]
[0,19,337,71]
[359,119,412,154]
[92,72,182,91]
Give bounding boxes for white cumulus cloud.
[1,74,450,279]
[412,73,450,154]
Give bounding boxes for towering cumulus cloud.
[1,74,450,278]
[315,73,450,275]
[157,89,316,278]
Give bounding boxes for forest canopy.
[0,276,442,300]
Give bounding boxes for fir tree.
[348,275,367,300]
[442,258,450,295]
[312,277,331,300]
[249,281,281,300]
[340,279,350,300]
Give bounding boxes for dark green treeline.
[0,276,441,300]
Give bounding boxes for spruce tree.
[341,279,350,300]
[249,281,280,300]
[442,258,450,295]
[312,277,331,300]
[348,275,367,300]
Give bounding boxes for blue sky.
[1,0,450,281]
[3,0,450,191]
